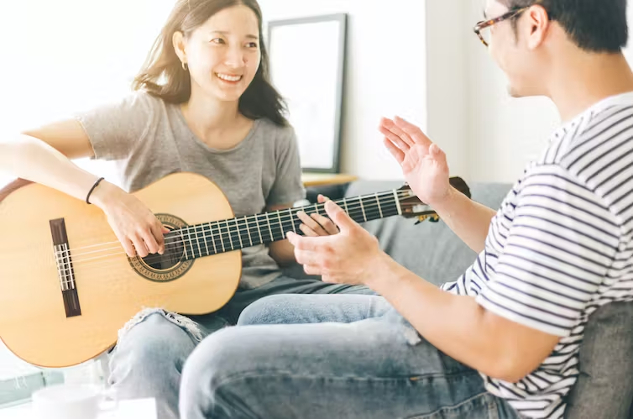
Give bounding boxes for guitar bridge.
[50,218,82,318]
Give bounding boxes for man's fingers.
[379,125,411,152]
[383,138,405,164]
[299,223,320,237]
[324,201,356,231]
[393,116,433,147]
[380,118,415,147]
[303,265,321,276]
[286,232,320,251]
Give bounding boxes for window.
[0,0,175,407]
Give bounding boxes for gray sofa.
[285,180,633,419]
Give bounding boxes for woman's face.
[180,5,262,103]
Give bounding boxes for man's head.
[481,0,628,97]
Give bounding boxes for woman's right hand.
[90,181,167,258]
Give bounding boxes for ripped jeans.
[106,276,373,419]
[179,294,521,419]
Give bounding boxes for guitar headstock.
[398,177,471,223]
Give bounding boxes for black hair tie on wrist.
[86,177,105,205]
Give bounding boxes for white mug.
[32,384,117,419]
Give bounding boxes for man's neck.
[547,52,633,122]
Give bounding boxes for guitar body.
[0,173,241,368]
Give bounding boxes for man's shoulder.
[555,103,633,177]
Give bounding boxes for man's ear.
[525,5,551,49]
[172,31,187,64]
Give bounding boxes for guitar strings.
[52,191,423,271]
[62,202,404,267]
[61,190,415,258]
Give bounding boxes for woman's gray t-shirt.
[76,91,305,289]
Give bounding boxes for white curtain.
[0,0,175,384]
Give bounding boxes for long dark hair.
[132,0,288,126]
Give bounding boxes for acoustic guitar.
[0,173,470,368]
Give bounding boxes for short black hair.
[503,0,628,53]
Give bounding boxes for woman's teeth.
[216,73,242,82]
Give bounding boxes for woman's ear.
[172,31,187,64]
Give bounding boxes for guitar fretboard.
[168,190,405,260]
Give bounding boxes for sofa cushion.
[563,301,633,419]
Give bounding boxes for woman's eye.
[246,42,258,48]
[210,38,225,44]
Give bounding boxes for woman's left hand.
[297,195,340,237]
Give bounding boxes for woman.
[0,1,370,418]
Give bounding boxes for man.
[179,1,633,418]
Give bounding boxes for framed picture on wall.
[267,14,347,173]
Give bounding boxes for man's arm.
[380,116,496,253]
[367,255,560,382]
[430,186,497,253]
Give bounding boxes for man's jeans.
[107,277,373,419]
[179,294,521,419]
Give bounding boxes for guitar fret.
[186,226,195,259]
[225,220,234,250]
[194,225,202,257]
[234,219,243,249]
[393,190,403,215]
[244,216,253,247]
[276,210,283,236]
[219,222,226,253]
[255,215,263,245]
[209,223,217,254]
[265,212,274,241]
[201,224,209,256]
[375,193,383,219]
[359,198,367,222]
[288,209,296,233]
[343,199,349,215]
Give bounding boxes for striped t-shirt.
[441,92,633,418]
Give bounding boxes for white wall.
[462,1,633,183]
[425,0,469,182]
[259,0,428,180]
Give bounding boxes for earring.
[182,61,188,71]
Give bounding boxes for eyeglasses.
[473,6,530,47]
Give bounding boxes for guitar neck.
[173,190,405,260]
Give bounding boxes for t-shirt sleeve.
[475,166,620,337]
[266,126,306,206]
[74,92,156,161]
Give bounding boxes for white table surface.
[0,398,157,419]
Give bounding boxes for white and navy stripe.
[441,93,633,418]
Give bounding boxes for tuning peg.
[414,215,429,225]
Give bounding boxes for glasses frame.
[473,6,530,47]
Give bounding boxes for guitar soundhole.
[141,231,185,270]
